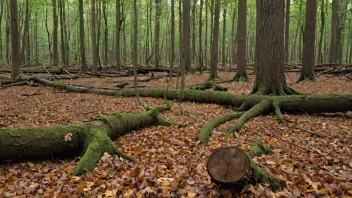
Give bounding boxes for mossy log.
[29,76,352,114]
[0,107,175,176]
[207,140,285,192]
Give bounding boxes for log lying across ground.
[207,140,285,192]
[0,104,179,176]
[29,76,352,139]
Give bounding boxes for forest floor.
[0,71,351,197]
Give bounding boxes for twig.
[283,117,325,138]
[22,88,42,97]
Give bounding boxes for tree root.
[251,84,301,95]
[198,113,243,143]
[297,74,316,83]
[228,100,271,134]
[233,73,249,82]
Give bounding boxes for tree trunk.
[154,0,161,66]
[91,0,98,73]
[52,0,59,66]
[329,0,340,64]
[198,0,203,73]
[298,0,317,82]
[79,0,87,72]
[21,0,29,65]
[10,0,20,79]
[170,0,175,77]
[209,0,220,80]
[207,140,285,191]
[102,0,108,66]
[222,9,226,67]
[230,7,236,67]
[133,0,138,93]
[0,0,3,64]
[183,0,191,72]
[0,106,174,176]
[284,0,290,63]
[318,0,325,64]
[252,0,294,95]
[115,0,121,71]
[233,0,248,81]
[192,0,196,64]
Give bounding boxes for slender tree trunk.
[183,0,191,72]
[10,0,20,79]
[79,0,87,72]
[102,0,108,66]
[298,3,302,62]
[209,0,220,80]
[0,0,3,64]
[192,0,196,64]
[252,0,295,95]
[170,0,175,77]
[52,0,59,66]
[133,0,138,94]
[318,0,325,64]
[198,0,203,74]
[231,7,236,67]
[222,9,226,67]
[91,0,98,73]
[115,0,121,71]
[35,12,39,64]
[154,0,161,66]
[284,0,290,63]
[59,0,67,67]
[329,0,340,64]
[299,0,317,82]
[204,2,208,69]
[233,0,248,81]
[21,0,29,65]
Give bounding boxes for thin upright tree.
[79,0,87,72]
[209,0,220,80]
[298,0,317,82]
[91,0,98,73]
[154,0,162,66]
[10,0,20,79]
[116,0,121,71]
[233,0,248,81]
[329,0,341,64]
[52,0,59,66]
[284,0,290,63]
[133,0,138,94]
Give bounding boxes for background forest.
[1,0,352,68]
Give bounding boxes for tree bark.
[79,0,87,72]
[154,0,161,66]
[52,0,59,66]
[222,9,226,67]
[170,0,175,77]
[252,0,293,95]
[115,0,121,71]
[298,0,317,82]
[209,0,220,80]
[198,0,203,73]
[329,0,341,64]
[183,0,191,72]
[10,0,20,79]
[133,0,138,93]
[318,0,325,64]
[284,0,290,63]
[91,0,98,73]
[233,0,248,81]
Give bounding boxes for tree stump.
[207,142,286,192]
[207,147,251,190]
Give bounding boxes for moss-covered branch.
[0,106,178,175]
[29,77,352,114]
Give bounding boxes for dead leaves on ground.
[0,72,351,197]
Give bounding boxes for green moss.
[52,82,67,90]
[233,73,249,82]
[248,139,272,158]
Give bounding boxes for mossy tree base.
[0,104,178,176]
[297,74,316,83]
[207,140,285,192]
[232,73,249,82]
[251,84,301,96]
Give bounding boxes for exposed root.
[137,94,151,111]
[228,100,271,134]
[233,102,248,112]
[198,113,243,143]
[272,100,284,123]
[232,73,249,82]
[297,74,316,83]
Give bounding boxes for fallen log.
[29,77,352,134]
[0,105,179,176]
[207,140,285,191]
